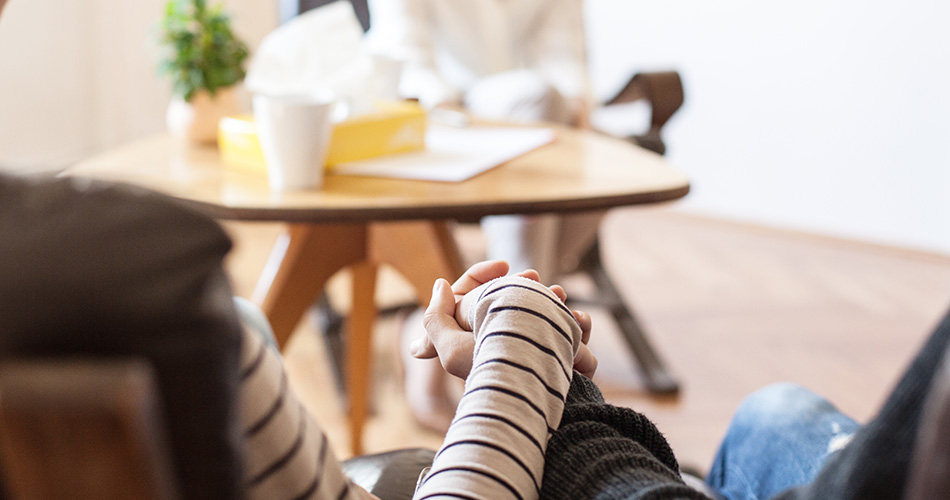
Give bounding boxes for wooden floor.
[222,207,950,473]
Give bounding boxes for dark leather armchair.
[0,174,244,500]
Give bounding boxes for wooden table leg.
[253,223,368,349]
[347,262,378,455]
[252,220,465,456]
[370,221,466,304]
[340,221,464,455]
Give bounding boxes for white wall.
[0,0,277,172]
[1,0,947,254]
[586,0,950,255]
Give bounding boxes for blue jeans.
[706,383,860,500]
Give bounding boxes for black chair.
[280,0,370,29]
[574,70,686,394]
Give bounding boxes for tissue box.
[219,100,426,175]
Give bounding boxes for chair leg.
[314,294,418,400]
[578,240,680,395]
[314,293,347,396]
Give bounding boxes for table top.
[64,124,690,223]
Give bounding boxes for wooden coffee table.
[65,123,690,453]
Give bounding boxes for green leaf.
[156,0,249,100]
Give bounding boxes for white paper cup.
[252,92,335,192]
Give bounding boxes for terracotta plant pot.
[165,86,240,144]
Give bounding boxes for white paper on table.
[328,125,556,182]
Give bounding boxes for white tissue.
[245,1,375,120]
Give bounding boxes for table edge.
[176,183,691,223]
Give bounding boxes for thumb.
[416,279,457,358]
[427,278,456,317]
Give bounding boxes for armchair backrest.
[602,71,685,155]
[0,174,245,500]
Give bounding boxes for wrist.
[469,276,581,356]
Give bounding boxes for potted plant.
[158,0,249,143]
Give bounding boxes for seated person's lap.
[707,383,859,500]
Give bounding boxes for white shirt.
[365,0,590,108]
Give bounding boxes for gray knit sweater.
[540,374,710,500]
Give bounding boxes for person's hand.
[572,310,597,379]
[414,260,597,379]
[453,267,562,330]
[413,260,513,378]
[451,263,597,379]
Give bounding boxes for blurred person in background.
[365,0,607,433]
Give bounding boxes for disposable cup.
[252,92,335,191]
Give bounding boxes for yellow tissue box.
[218,100,427,176]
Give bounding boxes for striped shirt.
[415,276,582,499]
[239,322,373,500]
[237,275,579,500]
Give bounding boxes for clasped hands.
[411,260,597,379]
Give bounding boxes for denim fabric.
[707,383,860,500]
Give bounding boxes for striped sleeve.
[414,276,582,500]
[238,325,376,500]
